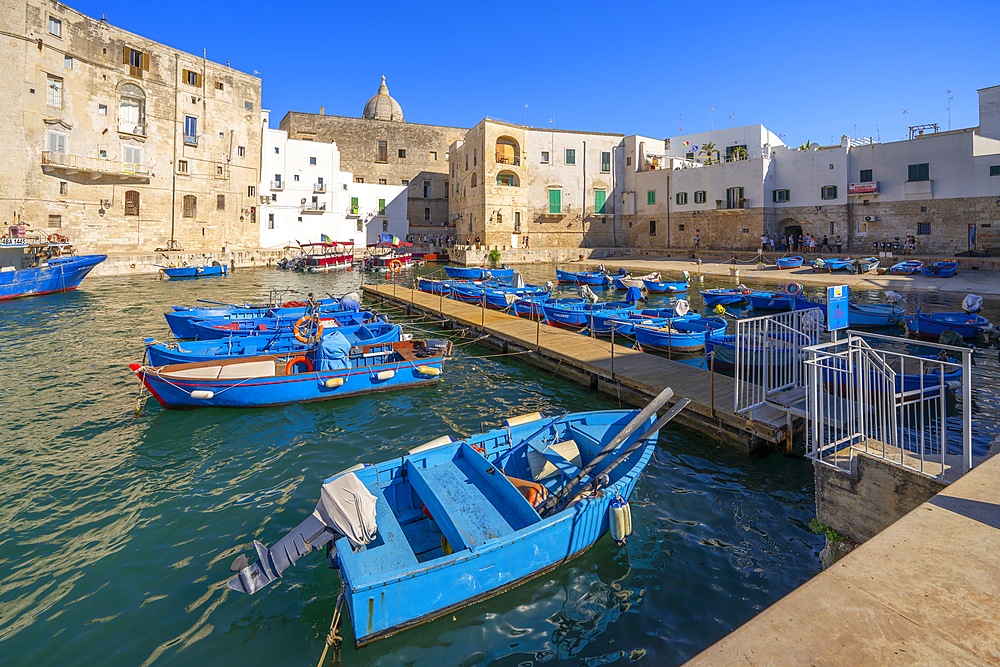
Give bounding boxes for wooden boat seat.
[526,439,581,481]
[165,365,224,379]
[356,487,418,573]
[218,359,276,379]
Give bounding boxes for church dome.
[362,76,404,122]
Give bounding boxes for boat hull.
[190,310,377,340]
[904,312,989,339]
[775,256,804,269]
[848,303,905,328]
[921,261,958,277]
[0,254,106,300]
[889,261,923,275]
[162,264,228,279]
[641,279,689,294]
[444,266,514,280]
[701,288,749,307]
[555,269,611,286]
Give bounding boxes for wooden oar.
[536,385,675,517]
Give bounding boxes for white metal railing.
[41,151,150,177]
[734,308,823,414]
[804,331,973,482]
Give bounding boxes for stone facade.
[0,0,262,253]
[278,108,465,241]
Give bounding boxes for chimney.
[319,106,325,115]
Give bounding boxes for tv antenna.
[946,89,953,130]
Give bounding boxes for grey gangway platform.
[362,283,790,451]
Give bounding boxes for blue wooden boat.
[775,256,804,269]
[0,236,105,300]
[746,291,822,312]
[904,310,990,340]
[159,264,228,279]
[190,310,378,340]
[822,354,962,397]
[224,389,687,646]
[145,323,402,366]
[443,265,514,280]
[888,260,923,275]
[633,316,728,353]
[641,278,689,294]
[705,333,803,372]
[922,260,958,277]
[590,306,700,336]
[541,300,633,328]
[556,268,612,286]
[131,337,450,409]
[164,298,349,339]
[812,257,856,272]
[612,271,660,290]
[848,303,905,328]
[701,288,750,307]
[449,283,548,306]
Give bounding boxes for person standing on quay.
[836,235,843,254]
[524,235,529,249]
[694,233,701,250]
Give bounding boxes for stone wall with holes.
[2,0,262,253]
[618,208,766,253]
[279,112,465,240]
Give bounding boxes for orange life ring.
[285,356,314,374]
[47,234,59,243]
[293,315,324,343]
[389,259,403,273]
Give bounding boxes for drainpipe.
[169,53,179,249]
[582,140,586,244]
[666,163,671,249]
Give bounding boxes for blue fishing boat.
[633,317,728,353]
[641,277,689,294]
[848,303,905,328]
[556,268,612,286]
[541,300,633,328]
[904,311,990,340]
[888,260,923,275]
[145,323,402,366]
[775,256,804,269]
[812,257,855,272]
[705,333,804,372]
[0,234,105,301]
[746,289,823,312]
[701,287,751,307]
[224,388,687,646]
[190,310,378,340]
[590,303,699,336]
[131,337,450,409]
[449,283,548,307]
[922,260,958,277]
[612,270,660,290]
[164,296,352,339]
[443,265,514,281]
[159,263,228,279]
[822,353,963,397]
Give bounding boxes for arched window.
[118,83,146,136]
[124,190,139,216]
[471,173,478,188]
[495,137,520,165]
[496,171,519,187]
[182,195,197,218]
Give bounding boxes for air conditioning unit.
[863,215,877,223]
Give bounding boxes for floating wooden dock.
[363,284,794,451]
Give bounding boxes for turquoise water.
[0,263,876,666]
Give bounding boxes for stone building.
[278,77,464,243]
[449,118,622,251]
[0,0,262,253]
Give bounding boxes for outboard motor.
[962,294,984,314]
[579,284,599,304]
[624,285,644,305]
[885,290,906,304]
[617,267,629,276]
[545,280,554,292]
[340,292,361,312]
[511,272,525,289]
[674,299,690,317]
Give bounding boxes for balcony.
[495,154,521,166]
[313,182,327,193]
[118,122,146,137]
[903,180,933,199]
[270,180,284,190]
[301,202,327,213]
[534,203,572,219]
[346,206,360,218]
[41,151,150,182]
[183,134,197,146]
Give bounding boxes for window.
[565,148,576,165]
[917,222,931,235]
[247,185,255,197]
[183,116,197,145]
[356,220,363,232]
[118,83,145,135]
[309,156,317,165]
[378,198,386,215]
[271,194,277,202]
[685,152,695,160]
[350,197,359,215]
[182,69,202,87]
[98,104,108,115]
[430,151,437,161]
[821,185,838,200]
[907,163,929,182]
[726,186,745,209]
[124,190,139,216]
[123,47,149,75]
[694,190,706,204]
[244,101,253,111]
[382,220,389,232]
[267,213,274,229]
[595,189,607,214]
[355,177,364,183]
[182,195,197,218]
[471,173,478,188]
[725,144,748,161]
[473,149,477,166]
[860,169,873,182]
[217,194,225,210]
[177,159,188,173]
[548,189,562,214]
[123,145,142,166]
[773,189,790,203]
[424,208,431,221]
[99,149,107,158]
[274,147,280,154]
[514,211,521,231]
[465,154,469,170]
[678,224,685,231]
[48,16,62,37]
[540,151,549,164]
[64,56,73,70]
[46,130,66,154]
[398,149,406,158]
[402,179,409,186]
[990,165,1000,177]
[377,141,388,163]
[627,156,632,166]
[46,75,63,108]
[215,81,224,91]
[423,181,431,198]
[59,181,68,195]
[48,214,62,228]
[676,192,688,205]
[649,220,656,236]
[293,174,299,181]
[647,190,656,205]
[237,146,245,158]
[601,151,611,173]
[215,165,224,177]
[378,178,387,185]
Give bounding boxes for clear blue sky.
[70,0,1000,146]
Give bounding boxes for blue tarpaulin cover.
[316,330,352,371]
[625,286,643,305]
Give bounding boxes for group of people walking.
[761,233,843,255]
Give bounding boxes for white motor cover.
[579,284,599,304]
[885,290,906,304]
[963,294,984,314]
[314,472,378,548]
[674,299,690,316]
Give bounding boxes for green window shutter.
[595,189,606,214]
[351,197,359,214]
[378,198,385,214]
[786,190,790,203]
[549,189,561,214]
[647,190,656,205]
[772,191,777,203]
[832,186,837,198]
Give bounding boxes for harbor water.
[0,262,994,666]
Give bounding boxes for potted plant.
[486,248,501,268]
